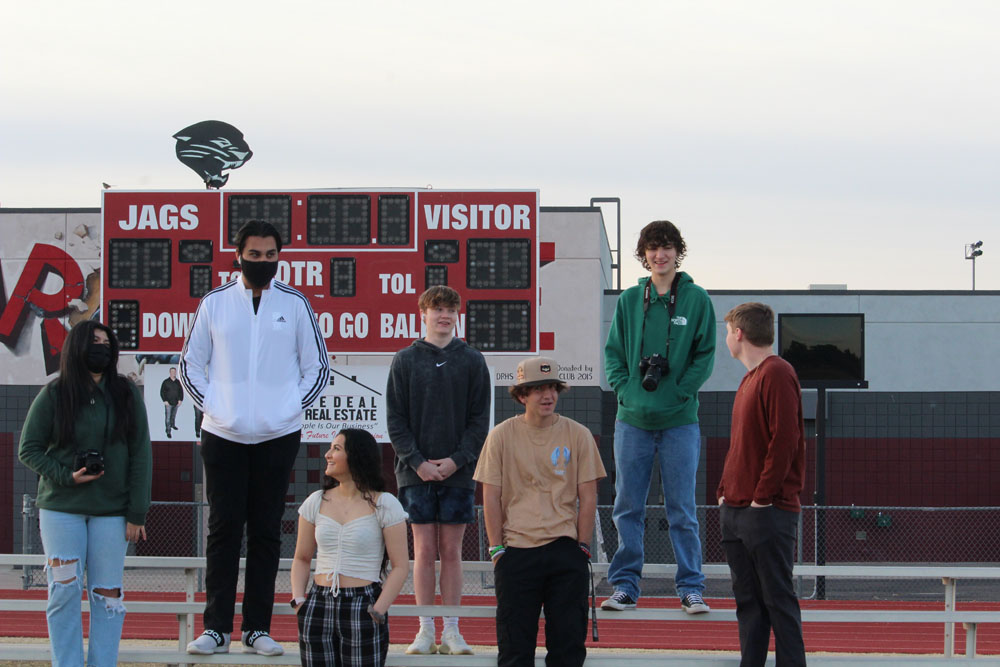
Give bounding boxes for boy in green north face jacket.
[602,219,716,615]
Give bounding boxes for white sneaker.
[186,629,230,654]
[242,630,284,656]
[405,628,438,655]
[438,628,473,655]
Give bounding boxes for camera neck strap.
[88,387,111,453]
[640,272,681,358]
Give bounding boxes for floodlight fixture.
[965,241,985,289]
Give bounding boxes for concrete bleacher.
[2,555,1000,664]
[4,644,1000,666]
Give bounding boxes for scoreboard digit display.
[307,195,370,245]
[425,240,459,263]
[466,301,531,351]
[228,195,292,244]
[329,258,356,297]
[108,239,172,289]
[101,189,539,354]
[189,265,213,299]
[178,239,213,263]
[466,239,531,289]
[377,194,410,245]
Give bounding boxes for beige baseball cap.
[514,357,567,388]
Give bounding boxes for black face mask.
[240,259,278,288]
[86,344,112,374]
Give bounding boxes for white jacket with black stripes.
[180,278,331,444]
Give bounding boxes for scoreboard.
[101,189,539,354]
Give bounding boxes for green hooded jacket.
[604,272,716,430]
[18,377,152,525]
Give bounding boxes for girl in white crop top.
[290,429,409,667]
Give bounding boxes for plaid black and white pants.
[297,582,388,667]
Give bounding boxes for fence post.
[21,495,36,590]
[183,567,196,650]
[593,507,608,564]
[477,506,491,590]
[196,502,205,593]
[942,576,956,657]
[964,622,978,657]
[795,510,804,598]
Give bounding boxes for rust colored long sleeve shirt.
[718,355,806,512]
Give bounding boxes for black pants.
[494,537,589,667]
[721,505,806,667]
[201,430,300,633]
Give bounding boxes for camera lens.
[641,365,661,391]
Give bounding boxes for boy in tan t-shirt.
[474,357,606,667]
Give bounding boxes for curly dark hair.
[508,381,568,405]
[634,220,687,271]
[50,320,137,449]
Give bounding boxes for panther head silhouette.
[173,120,253,188]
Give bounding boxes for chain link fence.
[17,498,1000,602]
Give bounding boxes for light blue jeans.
[39,509,128,667]
[607,420,706,600]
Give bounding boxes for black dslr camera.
[639,354,670,392]
[74,449,105,475]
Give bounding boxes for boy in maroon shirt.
[718,302,806,667]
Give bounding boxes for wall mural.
[0,214,102,382]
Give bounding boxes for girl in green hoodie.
[18,320,151,667]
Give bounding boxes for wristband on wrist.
[578,542,591,559]
[290,596,306,609]
[489,544,506,559]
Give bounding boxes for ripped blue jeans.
[39,509,128,667]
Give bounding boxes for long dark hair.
[322,428,388,574]
[50,320,136,448]
[322,428,386,505]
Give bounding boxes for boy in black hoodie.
[386,285,491,655]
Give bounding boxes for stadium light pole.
[965,241,983,290]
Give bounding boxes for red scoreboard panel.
[101,189,539,354]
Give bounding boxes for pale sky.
[2,1,997,291]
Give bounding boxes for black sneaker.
[681,592,710,614]
[600,590,637,610]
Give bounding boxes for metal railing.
[18,499,1000,603]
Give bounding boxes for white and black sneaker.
[681,592,711,614]
[600,590,637,610]
[186,629,230,654]
[242,630,284,656]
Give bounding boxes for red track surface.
[2,591,997,655]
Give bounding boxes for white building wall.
[695,292,999,393]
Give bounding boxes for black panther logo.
[173,120,253,188]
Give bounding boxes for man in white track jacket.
[181,220,330,657]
